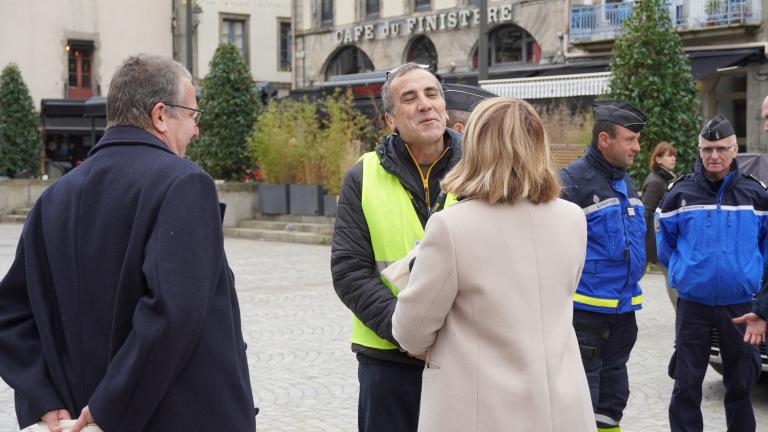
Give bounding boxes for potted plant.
[248,91,368,216]
[248,99,314,214]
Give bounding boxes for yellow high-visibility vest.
[352,151,457,349]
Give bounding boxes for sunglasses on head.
[385,64,432,81]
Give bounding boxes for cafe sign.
[333,5,514,46]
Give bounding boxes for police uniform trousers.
[669,299,760,432]
[573,309,638,431]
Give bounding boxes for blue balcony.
[570,0,761,43]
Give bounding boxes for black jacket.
[0,127,255,431]
[641,167,675,264]
[331,130,462,364]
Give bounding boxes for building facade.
[293,0,768,152]
[0,0,173,176]
[0,0,173,108]
[292,0,564,86]
[174,0,293,93]
[0,0,294,177]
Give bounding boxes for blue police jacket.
[559,146,646,314]
[655,158,768,306]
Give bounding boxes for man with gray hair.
[657,114,765,431]
[0,54,255,432]
[331,63,462,431]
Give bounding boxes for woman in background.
[642,142,677,266]
[390,97,594,432]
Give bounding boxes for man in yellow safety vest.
[331,63,462,432]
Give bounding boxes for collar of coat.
[376,128,462,179]
[585,145,626,181]
[692,155,739,193]
[652,167,676,182]
[88,126,176,158]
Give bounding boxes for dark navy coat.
[0,127,255,431]
[656,158,768,306]
[559,145,646,314]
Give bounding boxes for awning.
[480,72,611,99]
[688,48,763,79]
[478,48,765,99]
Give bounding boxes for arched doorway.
[472,24,541,69]
[324,46,374,80]
[405,35,438,71]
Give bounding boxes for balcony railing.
[570,0,761,42]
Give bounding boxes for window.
[415,0,431,12]
[321,0,334,27]
[66,40,94,99]
[714,73,748,152]
[221,14,249,62]
[366,0,380,19]
[472,25,541,69]
[325,46,374,80]
[278,20,292,72]
[406,36,437,71]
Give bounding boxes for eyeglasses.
[385,64,431,81]
[163,102,204,125]
[698,145,734,156]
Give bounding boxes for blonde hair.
[441,97,560,204]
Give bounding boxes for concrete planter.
[289,184,324,216]
[214,181,258,227]
[259,183,290,215]
[323,194,338,217]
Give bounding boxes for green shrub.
[0,64,40,177]
[186,43,259,180]
[248,90,367,195]
[608,0,701,183]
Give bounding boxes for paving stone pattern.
[0,223,765,431]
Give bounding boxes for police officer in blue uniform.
[656,115,766,432]
[559,100,647,432]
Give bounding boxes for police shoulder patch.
[744,173,768,190]
[667,173,692,191]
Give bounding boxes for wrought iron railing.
[570,0,761,42]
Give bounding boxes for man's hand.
[733,312,767,346]
[399,348,427,361]
[41,409,71,432]
[70,406,95,432]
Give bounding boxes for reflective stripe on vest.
[573,293,643,309]
[354,151,457,350]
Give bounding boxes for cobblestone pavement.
[0,223,765,431]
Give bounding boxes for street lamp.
[479,0,488,81]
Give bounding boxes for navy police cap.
[592,100,647,133]
[700,114,735,141]
[444,84,497,112]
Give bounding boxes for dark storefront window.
[325,46,374,80]
[714,74,748,152]
[472,25,541,69]
[406,36,437,71]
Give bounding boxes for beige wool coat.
[391,198,594,432]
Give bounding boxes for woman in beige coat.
[391,97,594,432]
